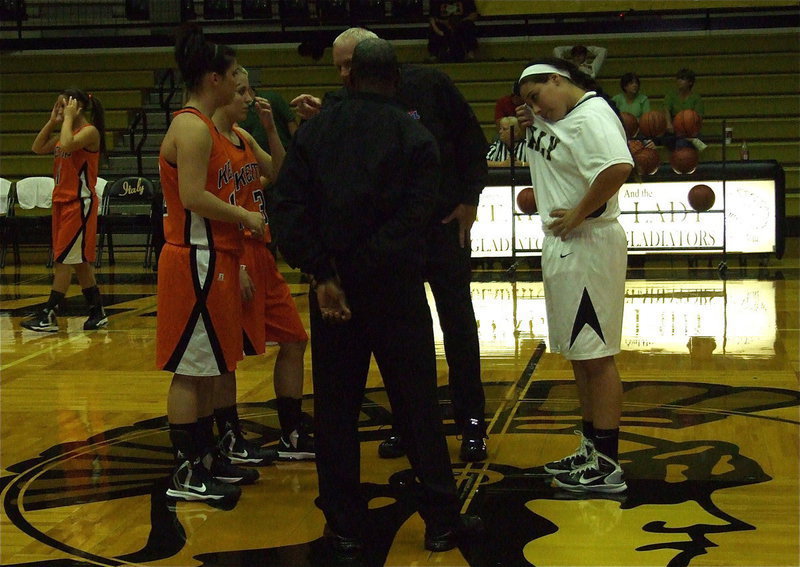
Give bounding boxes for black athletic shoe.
[459,418,488,462]
[277,429,316,460]
[21,308,58,332]
[166,459,241,503]
[378,433,406,459]
[209,453,259,485]
[323,523,363,558]
[218,430,276,466]
[544,431,592,475]
[424,514,484,552]
[553,450,627,494]
[83,306,108,330]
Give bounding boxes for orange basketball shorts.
[156,243,243,375]
[52,197,98,265]
[240,239,308,356]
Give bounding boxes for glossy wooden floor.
[1,244,798,567]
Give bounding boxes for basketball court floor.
[1,244,798,567]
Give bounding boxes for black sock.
[81,285,103,308]
[169,422,197,463]
[214,404,239,437]
[195,415,217,456]
[593,427,620,462]
[582,420,596,442]
[44,290,65,311]
[276,396,301,439]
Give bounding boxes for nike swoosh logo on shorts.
[560,252,573,258]
[194,483,207,493]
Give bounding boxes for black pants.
[310,270,461,537]
[423,220,485,430]
[427,20,478,61]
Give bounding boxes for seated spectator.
[486,116,527,168]
[612,72,651,118]
[494,84,523,132]
[238,83,298,151]
[553,44,607,78]
[663,67,705,133]
[427,0,479,62]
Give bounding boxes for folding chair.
[12,176,55,267]
[96,176,156,268]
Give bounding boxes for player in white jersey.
[516,57,633,493]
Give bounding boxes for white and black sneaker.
[219,429,277,466]
[277,429,316,460]
[21,308,59,332]
[208,452,259,485]
[544,431,592,475]
[166,459,241,502]
[553,450,627,494]
[83,306,108,330]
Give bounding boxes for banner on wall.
[471,178,777,257]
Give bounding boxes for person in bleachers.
[427,0,479,62]
[494,84,524,132]
[553,44,607,78]
[663,67,705,132]
[611,72,650,118]
[486,116,528,167]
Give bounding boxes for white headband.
[518,64,571,83]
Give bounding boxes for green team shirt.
[238,89,296,151]
[663,90,704,119]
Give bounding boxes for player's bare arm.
[549,163,632,239]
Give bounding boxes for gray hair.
[333,27,379,49]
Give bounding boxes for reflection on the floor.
[452,279,778,359]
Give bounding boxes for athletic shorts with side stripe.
[240,239,308,356]
[156,243,243,376]
[541,220,626,361]
[52,197,98,265]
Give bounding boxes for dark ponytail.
[517,56,620,117]
[174,23,236,92]
[61,87,107,160]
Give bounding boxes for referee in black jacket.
[292,27,489,462]
[272,38,482,557]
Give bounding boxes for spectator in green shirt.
[611,72,650,118]
[239,88,298,151]
[663,68,704,133]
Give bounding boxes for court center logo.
[2,381,797,567]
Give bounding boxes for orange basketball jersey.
[228,127,271,244]
[52,125,99,203]
[158,107,242,252]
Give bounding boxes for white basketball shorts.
[541,220,627,360]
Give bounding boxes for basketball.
[670,146,699,174]
[639,110,668,138]
[673,109,703,137]
[621,112,639,139]
[516,187,537,214]
[627,139,644,155]
[633,147,660,175]
[688,184,715,211]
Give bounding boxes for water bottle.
[740,140,749,161]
